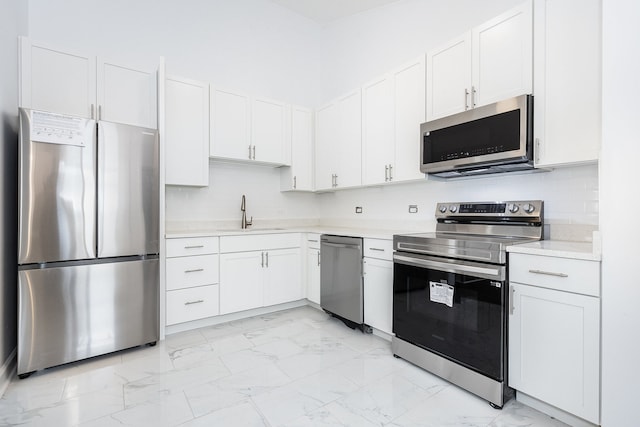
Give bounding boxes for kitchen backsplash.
[166,163,598,241]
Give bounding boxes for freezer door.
[18,258,159,375]
[98,121,159,258]
[18,108,96,264]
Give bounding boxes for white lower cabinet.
[165,236,220,326]
[508,252,600,425]
[305,234,321,304]
[363,238,394,335]
[263,248,302,306]
[219,251,265,314]
[219,234,302,315]
[166,285,220,326]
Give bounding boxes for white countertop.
[507,240,601,261]
[165,226,409,240]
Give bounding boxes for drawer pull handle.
[184,268,204,273]
[185,299,204,306]
[184,245,204,249]
[369,248,385,252]
[528,269,569,278]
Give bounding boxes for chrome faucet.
[241,194,252,229]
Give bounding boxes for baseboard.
[0,348,16,397]
[516,391,599,427]
[165,299,309,336]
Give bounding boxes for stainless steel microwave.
[420,94,534,178]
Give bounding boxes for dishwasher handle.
[321,242,362,250]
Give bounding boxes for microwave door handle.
[393,254,503,280]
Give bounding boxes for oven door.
[393,252,507,380]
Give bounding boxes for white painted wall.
[0,0,27,391]
[600,1,640,425]
[318,165,599,233]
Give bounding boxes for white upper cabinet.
[19,39,96,118]
[165,75,210,187]
[426,1,532,121]
[472,1,533,107]
[210,88,290,166]
[97,59,157,128]
[336,90,363,189]
[315,91,362,191]
[281,106,314,191]
[362,56,426,186]
[251,97,290,165]
[209,87,252,161]
[393,57,427,182]
[426,34,472,121]
[314,102,338,191]
[533,0,601,167]
[19,38,157,128]
[362,75,394,186]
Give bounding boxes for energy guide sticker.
[429,281,454,307]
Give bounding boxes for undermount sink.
[219,227,287,232]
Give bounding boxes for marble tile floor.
[0,306,568,427]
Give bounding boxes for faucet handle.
[246,216,253,227]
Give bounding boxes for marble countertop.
[507,240,601,261]
[165,226,414,240]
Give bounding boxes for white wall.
[600,1,640,425]
[1,0,27,390]
[318,165,599,233]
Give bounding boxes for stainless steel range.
[392,200,544,408]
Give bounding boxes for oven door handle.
[393,254,504,280]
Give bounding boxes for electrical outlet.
[409,205,418,213]
[355,206,363,214]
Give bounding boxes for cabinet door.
[252,97,289,165]
[362,75,394,186]
[393,56,426,182]
[363,258,393,334]
[306,248,321,304]
[97,58,157,128]
[509,282,600,424]
[263,248,302,306]
[426,33,472,121]
[336,90,362,188]
[534,0,600,167]
[210,87,251,160]
[472,0,533,107]
[19,38,96,118]
[314,102,337,191]
[283,106,314,191]
[165,76,209,186]
[219,251,263,314]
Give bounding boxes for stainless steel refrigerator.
[17,108,159,377]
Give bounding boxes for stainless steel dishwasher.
[320,235,367,331]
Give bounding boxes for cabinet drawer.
[166,285,219,325]
[363,238,393,260]
[166,236,219,257]
[306,233,321,249]
[509,253,600,297]
[166,254,219,291]
[220,233,301,253]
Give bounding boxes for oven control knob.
[439,205,447,213]
[523,203,535,213]
[449,205,458,213]
[509,204,519,213]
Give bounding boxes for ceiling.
[270,0,401,25]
